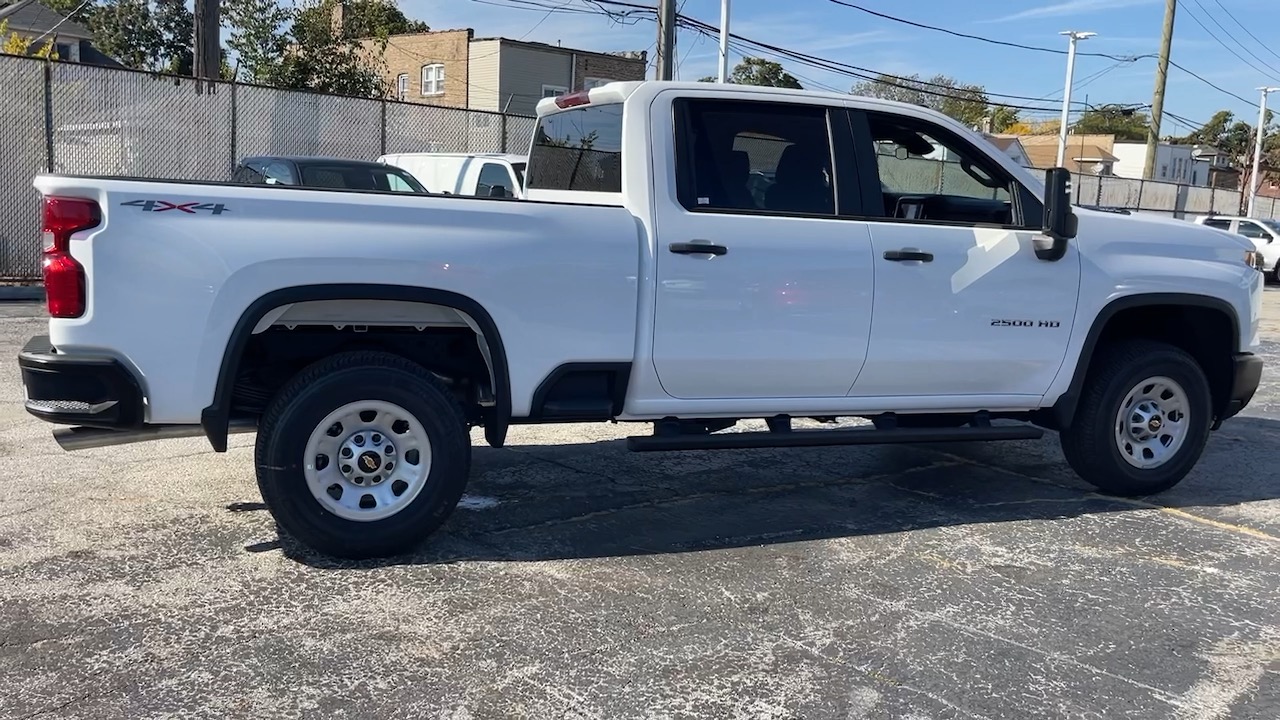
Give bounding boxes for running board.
[52,419,257,451]
[626,423,1043,452]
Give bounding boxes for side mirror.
[1037,167,1077,261]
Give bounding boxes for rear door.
[649,95,876,399]
[846,109,1081,399]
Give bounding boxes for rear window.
[298,164,427,193]
[527,104,623,193]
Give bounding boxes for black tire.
[1059,340,1212,497]
[254,351,472,559]
[1272,263,1280,285]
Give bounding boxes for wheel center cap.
[357,451,382,474]
[1148,416,1163,432]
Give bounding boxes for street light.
[1057,30,1096,168]
[717,0,731,83]
[1248,86,1280,217]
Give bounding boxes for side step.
[626,423,1043,452]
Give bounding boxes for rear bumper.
[1219,352,1263,424]
[18,335,145,429]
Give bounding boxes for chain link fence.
[1,53,537,279]
[1069,172,1266,220]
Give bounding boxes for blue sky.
[406,0,1280,132]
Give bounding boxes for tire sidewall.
[1094,353,1212,490]
[258,365,469,554]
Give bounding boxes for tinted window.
[676,99,835,216]
[232,165,263,184]
[1237,221,1269,239]
[527,104,623,192]
[1203,218,1232,230]
[476,163,513,197]
[863,112,1015,225]
[264,161,296,185]
[298,165,427,193]
[511,162,526,188]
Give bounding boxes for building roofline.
[469,35,646,61]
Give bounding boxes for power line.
[824,0,1149,62]
[822,0,1260,110]
[1209,0,1280,66]
[1180,0,1280,82]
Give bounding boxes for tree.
[1,19,58,58]
[91,0,162,69]
[850,73,989,128]
[222,0,293,83]
[293,0,427,45]
[153,0,193,74]
[1070,104,1150,142]
[988,105,1021,133]
[700,57,802,89]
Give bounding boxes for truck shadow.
[256,415,1280,568]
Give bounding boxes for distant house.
[1190,146,1240,189]
[1007,133,1118,175]
[0,0,118,66]
[983,134,1031,167]
[356,20,648,117]
[1110,141,1202,185]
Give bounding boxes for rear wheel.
[255,351,472,559]
[1060,340,1212,496]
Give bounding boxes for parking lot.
[1,295,1278,720]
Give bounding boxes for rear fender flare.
[200,284,510,451]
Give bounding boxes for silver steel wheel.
[1114,375,1189,470]
[302,399,432,522]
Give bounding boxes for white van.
[376,152,527,199]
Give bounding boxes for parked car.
[377,152,526,198]
[20,81,1264,559]
[232,156,430,194]
[1190,214,1278,281]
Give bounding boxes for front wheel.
[255,351,472,559]
[1059,340,1212,497]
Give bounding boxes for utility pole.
[1143,0,1176,179]
[1056,31,1095,168]
[193,0,221,82]
[656,0,677,81]
[717,0,731,83]
[1248,87,1279,217]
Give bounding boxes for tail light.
[554,91,591,108]
[41,196,100,318]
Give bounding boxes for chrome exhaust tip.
[53,420,257,451]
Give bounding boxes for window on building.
[542,84,569,98]
[395,74,409,100]
[421,64,445,96]
[582,77,610,90]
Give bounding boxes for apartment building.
[369,27,648,116]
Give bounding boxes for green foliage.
[1071,104,1150,142]
[293,0,428,45]
[700,57,803,89]
[851,74,990,128]
[1,18,58,58]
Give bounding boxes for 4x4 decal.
[120,199,230,215]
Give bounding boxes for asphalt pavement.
[1,294,1278,719]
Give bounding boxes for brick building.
[363,25,647,117]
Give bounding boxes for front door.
[847,109,1082,399]
[651,96,875,400]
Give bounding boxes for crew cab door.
[650,96,875,399]
[846,109,1081,399]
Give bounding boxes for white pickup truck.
[20,81,1264,559]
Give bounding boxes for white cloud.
[981,0,1157,23]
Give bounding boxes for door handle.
[883,249,933,262]
[670,241,728,256]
